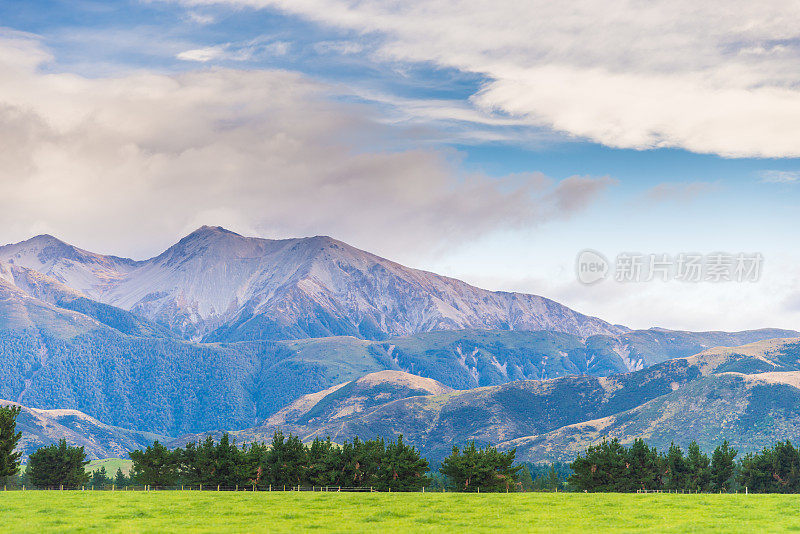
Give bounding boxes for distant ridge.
[185,337,800,461]
[0,226,626,341]
[0,400,166,461]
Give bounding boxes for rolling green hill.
[85,458,133,476]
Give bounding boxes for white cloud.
[0,31,611,261]
[759,170,800,184]
[177,45,228,62]
[313,40,363,55]
[177,38,290,62]
[186,11,216,25]
[172,0,800,158]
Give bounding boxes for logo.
[576,249,609,285]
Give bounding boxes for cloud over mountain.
[0,30,611,261]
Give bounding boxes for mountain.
[0,227,796,442]
[0,263,793,436]
[200,338,800,461]
[0,234,138,297]
[0,269,269,434]
[0,400,164,461]
[0,226,626,342]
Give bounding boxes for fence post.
[477,487,480,494]
[217,485,220,492]
[422,487,425,494]
[236,485,238,492]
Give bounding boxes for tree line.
[129,432,430,491]
[568,438,800,493]
[0,406,521,491]
[129,433,521,492]
[9,403,800,494]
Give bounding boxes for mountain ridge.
[0,226,627,342]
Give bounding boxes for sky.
[1,0,799,331]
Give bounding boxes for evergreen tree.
[242,441,270,487]
[710,441,737,492]
[686,441,711,492]
[0,406,22,483]
[27,439,90,488]
[174,434,249,487]
[91,466,110,488]
[740,441,800,493]
[378,435,429,491]
[178,437,216,486]
[440,441,520,492]
[114,467,129,487]
[304,437,337,487]
[546,464,560,491]
[264,431,307,487]
[211,434,247,487]
[569,439,629,492]
[130,441,178,487]
[663,442,688,491]
[518,465,534,491]
[626,439,662,491]
[334,437,382,488]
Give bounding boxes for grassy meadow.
[0,491,797,533]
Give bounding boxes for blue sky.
[1,0,799,331]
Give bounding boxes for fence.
[1,484,439,492]
[636,488,749,494]
[2,485,750,493]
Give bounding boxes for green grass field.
[0,492,798,533]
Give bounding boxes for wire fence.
[1,484,748,494]
[0,484,445,492]
[2,484,749,495]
